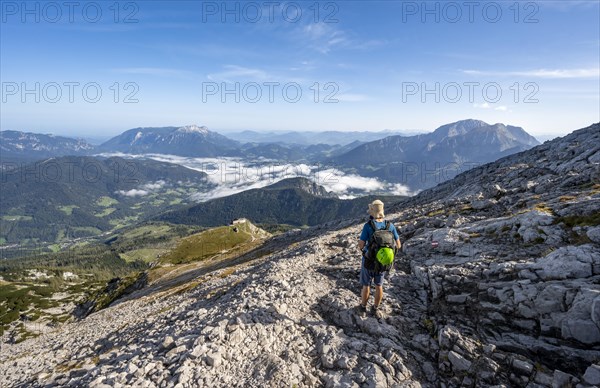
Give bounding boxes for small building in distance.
[231,218,248,225]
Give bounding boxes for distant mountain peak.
[176,125,209,135]
[267,177,337,198]
[98,125,240,157]
[333,119,541,191]
[433,119,489,138]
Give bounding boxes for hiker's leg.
[360,265,371,306]
[374,285,383,307]
[361,286,370,306]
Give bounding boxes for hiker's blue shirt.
[360,220,400,252]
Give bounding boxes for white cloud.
[102,153,417,202]
[114,180,166,198]
[389,183,412,196]
[316,168,384,194]
[298,23,349,54]
[116,189,149,197]
[473,103,510,112]
[143,180,166,190]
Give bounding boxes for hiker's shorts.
[360,257,385,287]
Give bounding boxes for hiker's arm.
[358,240,366,251]
[395,239,401,249]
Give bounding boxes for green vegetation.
[109,216,139,228]
[0,222,200,331]
[159,178,406,228]
[0,156,208,244]
[427,209,446,217]
[1,215,33,221]
[48,244,61,253]
[95,208,116,217]
[256,223,301,234]
[120,248,163,263]
[72,226,103,235]
[96,196,119,207]
[559,195,577,203]
[91,274,144,311]
[555,214,600,227]
[0,283,61,332]
[161,225,256,265]
[533,203,555,215]
[58,205,79,215]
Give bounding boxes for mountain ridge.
[0,130,95,162]
[156,176,404,227]
[97,125,241,157]
[333,119,541,190]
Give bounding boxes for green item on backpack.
[376,247,395,265]
[365,220,396,273]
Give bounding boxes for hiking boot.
[371,305,384,319]
[356,304,367,318]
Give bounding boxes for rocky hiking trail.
[1,123,600,387]
[0,219,434,387]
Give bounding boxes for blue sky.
[1,0,599,139]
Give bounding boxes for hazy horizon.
[0,119,591,143]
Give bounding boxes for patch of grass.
[161,225,255,265]
[55,229,66,242]
[173,280,203,296]
[500,225,511,233]
[427,209,445,217]
[96,196,118,207]
[48,244,62,253]
[559,195,577,203]
[570,231,592,245]
[556,214,600,227]
[0,237,6,244]
[121,224,173,240]
[109,216,138,227]
[459,204,473,213]
[58,205,79,215]
[92,274,143,311]
[55,360,85,373]
[119,248,163,263]
[422,318,435,336]
[72,226,102,235]
[219,267,237,278]
[169,198,183,205]
[533,203,555,216]
[1,215,33,221]
[95,208,116,217]
[531,237,545,244]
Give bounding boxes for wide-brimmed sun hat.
[368,199,385,219]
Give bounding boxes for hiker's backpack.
[365,220,396,273]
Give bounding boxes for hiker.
[357,200,401,318]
